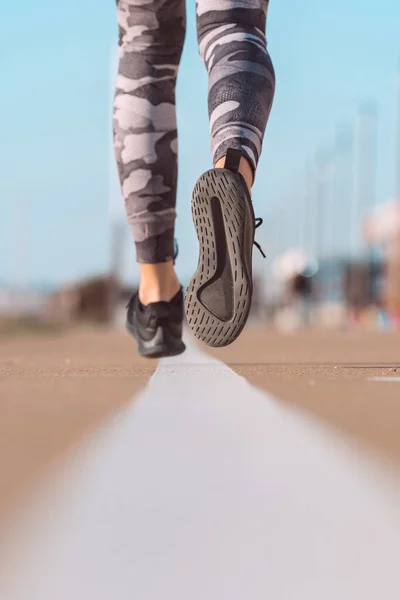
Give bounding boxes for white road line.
[1,339,400,600]
[368,377,400,382]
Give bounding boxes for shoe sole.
[185,168,254,348]
[126,321,186,359]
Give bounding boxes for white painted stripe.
[2,339,400,600]
[368,377,400,382]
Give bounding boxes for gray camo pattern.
[113,0,275,263]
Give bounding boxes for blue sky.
[1,0,399,287]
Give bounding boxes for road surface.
[0,325,399,598]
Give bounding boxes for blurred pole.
[287,185,297,250]
[275,206,285,258]
[331,128,342,259]
[324,150,336,300]
[333,123,354,258]
[314,148,330,261]
[353,102,378,257]
[326,152,335,260]
[306,161,318,259]
[314,147,335,303]
[287,184,298,249]
[396,60,400,199]
[298,171,308,250]
[302,166,310,253]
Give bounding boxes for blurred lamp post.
[353,102,378,257]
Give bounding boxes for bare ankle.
[139,261,181,305]
[214,154,254,191]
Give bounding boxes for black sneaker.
[126,289,186,358]
[185,149,265,348]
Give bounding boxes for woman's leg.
[113,0,186,304]
[197,0,275,188]
[185,1,275,347]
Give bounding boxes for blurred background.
[1,0,400,334]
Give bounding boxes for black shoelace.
[254,218,266,258]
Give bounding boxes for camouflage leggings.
[113,0,275,264]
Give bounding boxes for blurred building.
[0,287,48,317]
[42,275,137,328]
